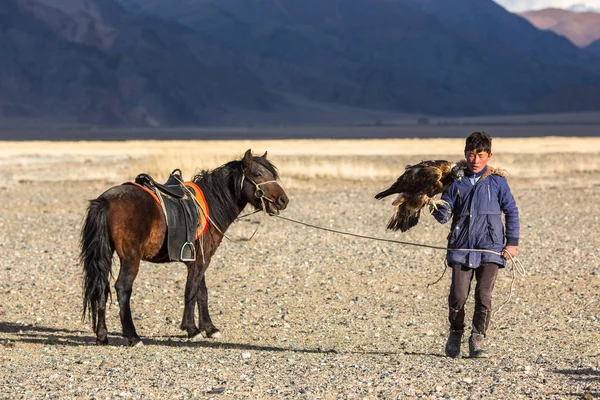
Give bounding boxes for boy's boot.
[445,330,463,358]
[468,333,488,358]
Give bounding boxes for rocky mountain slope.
[2,0,600,126]
[0,0,277,125]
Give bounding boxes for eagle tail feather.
[386,204,421,232]
[374,188,396,200]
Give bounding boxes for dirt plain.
[0,137,599,399]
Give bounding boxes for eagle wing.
[374,160,450,200]
[375,160,455,232]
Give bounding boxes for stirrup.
[180,242,196,262]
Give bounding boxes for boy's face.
[464,150,491,174]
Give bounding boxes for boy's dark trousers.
[448,263,499,335]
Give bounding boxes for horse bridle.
[240,171,278,212]
[174,171,279,250]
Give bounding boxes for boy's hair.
[465,131,492,154]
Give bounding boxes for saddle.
[133,169,201,262]
[135,169,186,198]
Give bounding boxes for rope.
[175,176,248,245]
[273,214,499,255]
[493,251,526,317]
[238,209,262,219]
[225,176,278,242]
[426,259,449,288]
[176,175,527,314]
[176,174,278,245]
[273,214,526,315]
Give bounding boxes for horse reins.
[240,171,279,212]
[228,173,281,241]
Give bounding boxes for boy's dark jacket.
[433,165,520,268]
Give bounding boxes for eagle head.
[450,163,465,181]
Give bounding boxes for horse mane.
[191,156,278,231]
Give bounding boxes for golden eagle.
[375,160,466,232]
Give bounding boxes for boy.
[432,131,520,358]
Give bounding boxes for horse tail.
[80,197,113,331]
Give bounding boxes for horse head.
[240,149,289,215]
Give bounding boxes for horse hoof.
[96,337,109,346]
[190,332,204,342]
[206,330,222,339]
[129,336,143,347]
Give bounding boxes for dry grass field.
[0,137,599,399]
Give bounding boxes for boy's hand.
[502,245,517,259]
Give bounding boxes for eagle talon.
[427,198,449,213]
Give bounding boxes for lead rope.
[425,254,526,317]
[493,251,526,317]
[273,214,526,315]
[426,259,450,288]
[274,214,500,253]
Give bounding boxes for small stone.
[207,387,226,394]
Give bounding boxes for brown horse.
[80,150,289,346]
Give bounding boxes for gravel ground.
[0,154,599,399]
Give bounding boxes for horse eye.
[255,171,263,178]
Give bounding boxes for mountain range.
[519,7,600,47]
[588,39,600,55]
[1,0,278,126]
[2,0,600,127]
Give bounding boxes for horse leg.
[115,258,143,346]
[95,285,111,345]
[181,262,202,340]
[198,274,221,339]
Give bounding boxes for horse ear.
[262,151,268,158]
[243,149,253,168]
